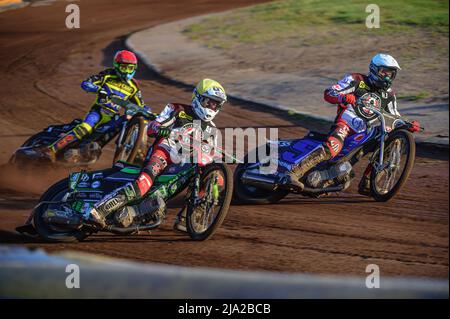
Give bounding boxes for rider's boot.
[286,145,331,189]
[358,177,371,196]
[358,164,373,196]
[87,182,141,229]
[41,123,92,163]
[173,208,187,233]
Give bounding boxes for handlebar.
[355,98,423,132]
[162,126,243,164]
[108,96,156,120]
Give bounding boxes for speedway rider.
[41,50,148,162]
[86,79,227,230]
[287,53,420,194]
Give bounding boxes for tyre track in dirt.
[0,0,447,278]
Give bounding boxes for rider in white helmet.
[367,53,401,90]
[86,79,227,230]
[287,53,420,194]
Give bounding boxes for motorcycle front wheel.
[186,163,233,241]
[113,115,148,165]
[370,129,416,202]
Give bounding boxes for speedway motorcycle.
[16,126,234,242]
[234,94,420,203]
[10,95,154,167]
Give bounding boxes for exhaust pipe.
[105,217,162,235]
[42,209,83,230]
[241,171,277,191]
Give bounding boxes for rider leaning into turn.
[287,53,420,194]
[87,78,228,229]
[41,50,147,162]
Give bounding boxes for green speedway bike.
[17,129,234,242]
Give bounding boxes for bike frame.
[370,107,387,172]
[115,109,154,150]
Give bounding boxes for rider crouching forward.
[287,53,420,194]
[86,79,227,229]
[41,50,149,162]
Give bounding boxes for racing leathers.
[287,72,400,191]
[45,68,146,160]
[88,102,218,228]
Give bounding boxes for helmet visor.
[118,63,137,74]
[378,67,396,80]
[201,97,224,111]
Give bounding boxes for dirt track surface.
[0,0,448,279]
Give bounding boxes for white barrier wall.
[0,246,447,298]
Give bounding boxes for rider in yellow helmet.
[85,79,227,230]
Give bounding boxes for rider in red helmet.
[41,50,148,162]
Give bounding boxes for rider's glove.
[147,121,170,138]
[81,81,100,93]
[97,89,110,103]
[157,127,171,138]
[141,105,156,119]
[338,93,357,107]
[408,120,421,133]
[125,104,140,116]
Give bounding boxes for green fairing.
[148,167,196,199]
[155,174,176,183]
[120,167,141,174]
[70,166,195,212]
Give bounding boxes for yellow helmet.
[191,79,227,122]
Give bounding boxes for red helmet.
[113,50,138,80]
[114,50,137,64]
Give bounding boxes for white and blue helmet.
[368,53,401,90]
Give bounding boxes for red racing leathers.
[88,102,217,228]
[286,73,402,189]
[323,72,400,158]
[134,103,217,198]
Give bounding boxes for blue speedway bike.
[234,94,420,204]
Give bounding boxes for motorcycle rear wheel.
[33,178,90,242]
[233,145,288,204]
[9,133,49,165]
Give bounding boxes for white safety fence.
[0,245,447,298]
